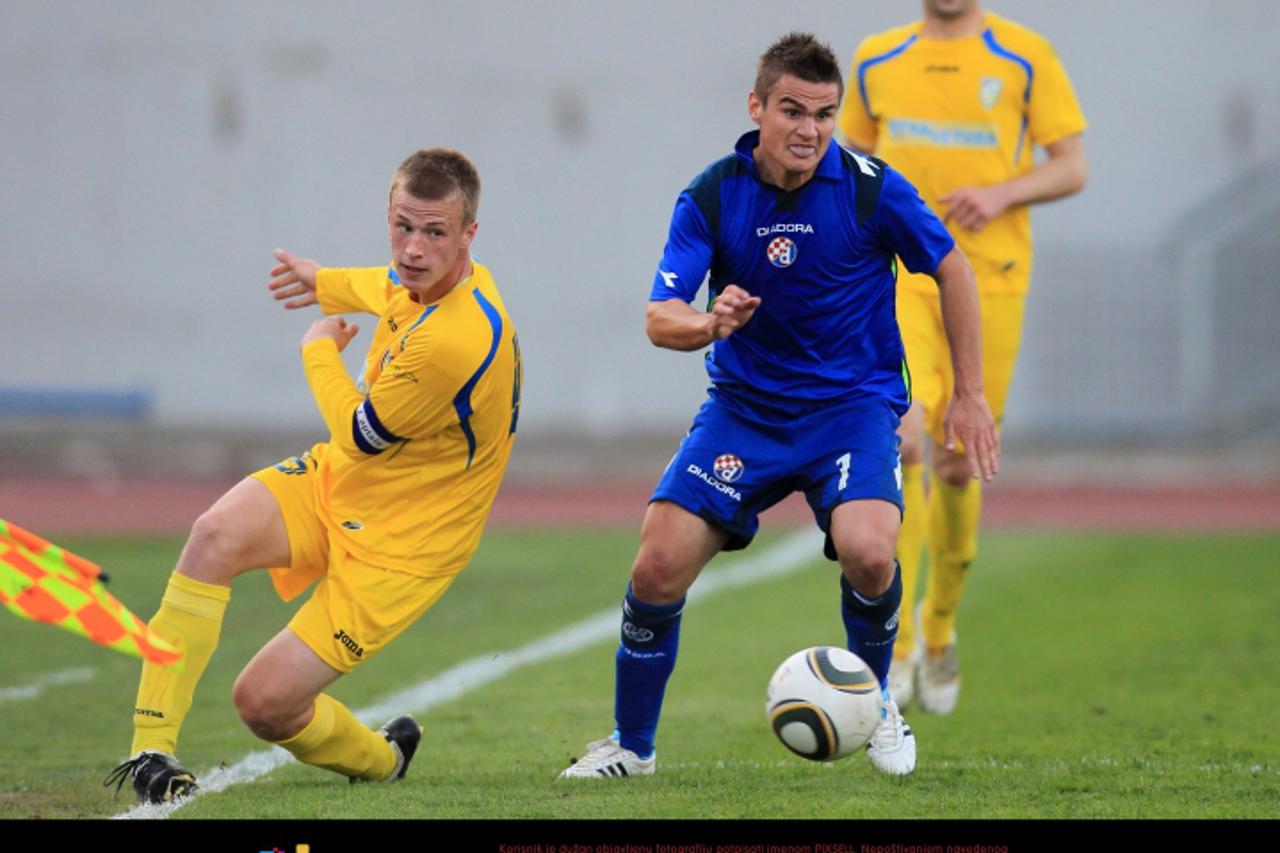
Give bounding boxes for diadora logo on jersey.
[713,453,745,483]
[766,237,796,268]
[660,270,679,289]
[756,223,814,237]
[341,520,363,531]
[980,76,1003,109]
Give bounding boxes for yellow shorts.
[250,444,456,674]
[897,277,1026,447]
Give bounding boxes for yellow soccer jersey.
[301,261,521,577]
[838,12,1086,294]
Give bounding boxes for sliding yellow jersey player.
[106,148,520,804]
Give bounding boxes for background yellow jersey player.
[105,148,521,804]
[837,0,1086,714]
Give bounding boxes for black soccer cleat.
[103,751,198,804]
[379,715,423,781]
[350,715,424,784]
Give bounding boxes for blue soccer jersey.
[650,130,955,413]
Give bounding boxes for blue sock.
[840,562,902,690]
[614,584,684,759]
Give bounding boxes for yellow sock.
[275,693,397,780]
[894,462,927,658]
[922,478,982,651]
[131,572,231,756]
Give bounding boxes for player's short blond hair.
[390,148,481,225]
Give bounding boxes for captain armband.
[352,399,404,455]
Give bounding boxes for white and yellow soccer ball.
[765,646,882,761]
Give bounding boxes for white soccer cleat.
[887,650,919,711]
[916,643,960,715]
[866,697,916,776]
[559,737,655,779]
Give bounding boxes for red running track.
[1,476,1276,537]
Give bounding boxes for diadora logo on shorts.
[886,607,900,633]
[685,463,743,501]
[622,621,655,643]
[713,453,745,483]
[334,629,364,658]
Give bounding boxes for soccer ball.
[765,646,882,761]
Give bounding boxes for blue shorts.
[650,388,903,557]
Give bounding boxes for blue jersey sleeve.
[649,193,714,303]
[874,167,955,277]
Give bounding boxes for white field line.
[0,666,96,704]
[115,528,823,819]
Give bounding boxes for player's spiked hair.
[390,148,481,224]
[754,32,844,104]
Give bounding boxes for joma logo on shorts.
[334,629,364,658]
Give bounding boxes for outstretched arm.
[939,132,1087,232]
[646,285,761,351]
[268,248,320,309]
[933,247,1000,481]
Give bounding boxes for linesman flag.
[0,519,182,665]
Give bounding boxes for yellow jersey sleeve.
[315,266,392,316]
[838,37,882,152]
[1026,39,1087,147]
[301,338,364,453]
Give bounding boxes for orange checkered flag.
[0,518,182,665]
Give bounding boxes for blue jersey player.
[560,32,999,779]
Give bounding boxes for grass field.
[3,526,1278,832]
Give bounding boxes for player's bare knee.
[934,454,975,488]
[181,509,250,582]
[232,677,298,741]
[231,677,272,737]
[630,547,689,605]
[833,537,896,595]
[898,431,925,466]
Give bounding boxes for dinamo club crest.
[714,453,745,483]
[766,236,796,268]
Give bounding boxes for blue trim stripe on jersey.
[453,288,504,469]
[982,28,1034,164]
[858,34,917,120]
[387,266,401,286]
[352,398,403,455]
[405,304,437,334]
